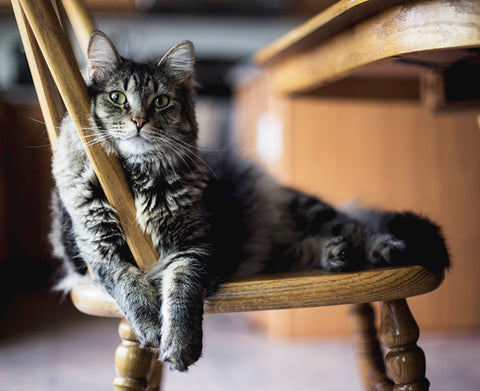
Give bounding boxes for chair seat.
[71,265,443,318]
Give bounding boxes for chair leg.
[379,299,430,391]
[147,360,164,391]
[113,319,163,391]
[350,303,393,391]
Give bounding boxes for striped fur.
[50,31,450,371]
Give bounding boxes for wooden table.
[255,0,480,110]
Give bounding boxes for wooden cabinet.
[233,72,480,337]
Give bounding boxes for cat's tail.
[344,205,450,273]
[384,211,451,273]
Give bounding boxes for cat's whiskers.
[27,116,120,149]
[159,137,202,174]
[80,132,114,148]
[79,132,107,139]
[140,136,182,178]
[28,116,102,133]
[164,136,217,179]
[167,140,207,176]
[157,137,197,177]
[27,116,64,130]
[164,135,227,153]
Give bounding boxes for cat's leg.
[128,170,211,371]
[279,228,365,272]
[281,191,369,272]
[56,166,162,348]
[74,209,162,348]
[147,253,207,371]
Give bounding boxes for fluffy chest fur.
[121,156,208,258]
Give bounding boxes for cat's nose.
[131,117,148,130]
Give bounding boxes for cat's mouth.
[124,132,150,143]
[128,134,146,140]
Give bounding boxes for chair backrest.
[11,0,158,269]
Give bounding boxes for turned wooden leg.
[350,303,393,391]
[379,300,429,391]
[113,319,163,391]
[147,360,164,391]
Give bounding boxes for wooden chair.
[12,0,444,390]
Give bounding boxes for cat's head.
[86,31,197,158]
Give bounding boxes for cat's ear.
[157,41,195,78]
[87,31,122,80]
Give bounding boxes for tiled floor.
[1,289,479,391]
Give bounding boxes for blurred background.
[0,0,479,390]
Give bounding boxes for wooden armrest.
[71,265,443,318]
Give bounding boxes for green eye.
[154,95,170,109]
[110,91,127,105]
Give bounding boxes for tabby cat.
[50,31,450,371]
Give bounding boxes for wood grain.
[60,0,95,54]
[71,280,123,318]
[255,0,406,66]
[16,0,158,270]
[113,319,160,391]
[257,0,480,95]
[71,266,443,318]
[205,266,443,313]
[380,300,429,391]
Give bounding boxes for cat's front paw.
[369,234,407,266]
[129,316,162,349]
[321,236,361,271]
[159,321,203,371]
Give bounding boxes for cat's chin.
[117,138,158,157]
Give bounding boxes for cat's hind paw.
[321,236,362,271]
[369,234,407,266]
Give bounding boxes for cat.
[50,30,450,372]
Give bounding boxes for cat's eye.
[110,91,127,105]
[154,95,170,109]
